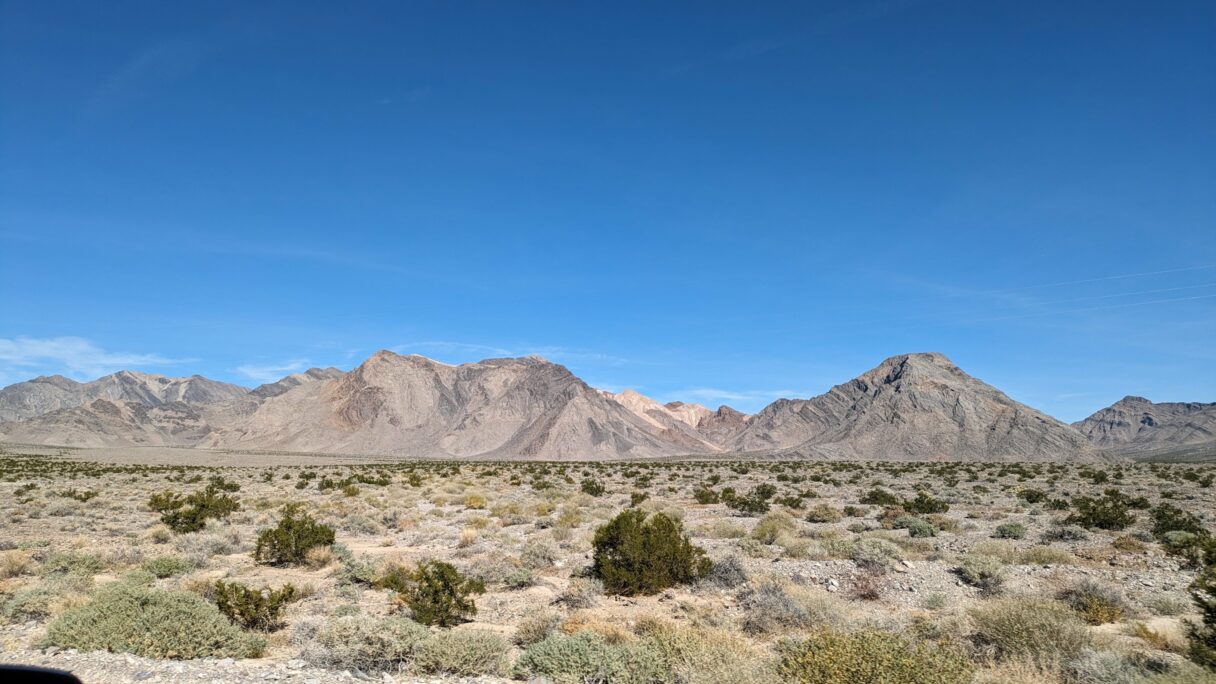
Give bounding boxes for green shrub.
[1188,564,1216,671]
[254,503,335,566]
[592,509,711,596]
[2,586,56,624]
[970,598,1091,665]
[414,629,509,676]
[776,629,972,684]
[955,554,1006,596]
[141,555,193,578]
[859,488,900,506]
[724,485,776,515]
[994,523,1027,540]
[581,478,606,497]
[148,485,240,534]
[213,580,297,631]
[693,486,719,504]
[752,510,798,544]
[894,516,937,538]
[41,574,264,659]
[1066,491,1135,531]
[903,491,949,514]
[513,631,668,684]
[1018,489,1047,504]
[1057,579,1127,625]
[395,559,485,627]
[302,615,428,671]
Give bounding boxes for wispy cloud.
[84,37,212,121]
[0,336,185,384]
[235,359,310,384]
[663,387,805,404]
[391,341,630,366]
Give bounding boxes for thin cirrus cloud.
[392,341,630,366]
[235,359,311,384]
[0,336,185,383]
[665,387,807,405]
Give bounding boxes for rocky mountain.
[203,352,697,459]
[0,350,1174,461]
[0,399,214,448]
[0,371,247,423]
[1073,396,1216,458]
[728,353,1100,461]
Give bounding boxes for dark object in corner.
[0,665,83,683]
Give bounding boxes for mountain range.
[1,350,1211,461]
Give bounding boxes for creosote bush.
[213,580,297,632]
[1188,564,1216,671]
[591,509,711,596]
[383,559,485,627]
[1066,490,1136,531]
[254,503,335,566]
[777,628,972,684]
[147,485,239,534]
[42,573,264,659]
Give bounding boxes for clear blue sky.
[1,1,1213,421]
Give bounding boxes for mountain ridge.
[1,350,1207,460]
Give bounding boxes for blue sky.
[1,1,1213,421]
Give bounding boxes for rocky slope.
[729,353,1101,461]
[0,399,214,448]
[204,352,696,459]
[1073,396,1216,458]
[0,351,1152,461]
[0,371,247,422]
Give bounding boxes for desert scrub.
[147,484,240,534]
[513,609,563,646]
[558,577,603,609]
[955,553,1006,596]
[702,555,748,588]
[903,490,950,514]
[851,536,901,572]
[1065,491,1135,531]
[893,515,936,538]
[40,551,103,578]
[970,597,1091,665]
[638,617,780,684]
[42,573,264,659]
[994,522,1027,539]
[213,580,297,631]
[736,580,842,635]
[1188,563,1216,671]
[0,549,36,578]
[302,615,429,671]
[384,559,485,627]
[513,631,669,684]
[752,510,798,544]
[413,629,509,676]
[776,629,972,684]
[520,538,560,569]
[254,503,335,566]
[141,554,192,578]
[1057,580,1129,625]
[591,509,710,595]
[804,504,842,523]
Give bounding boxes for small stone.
[287,660,305,670]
